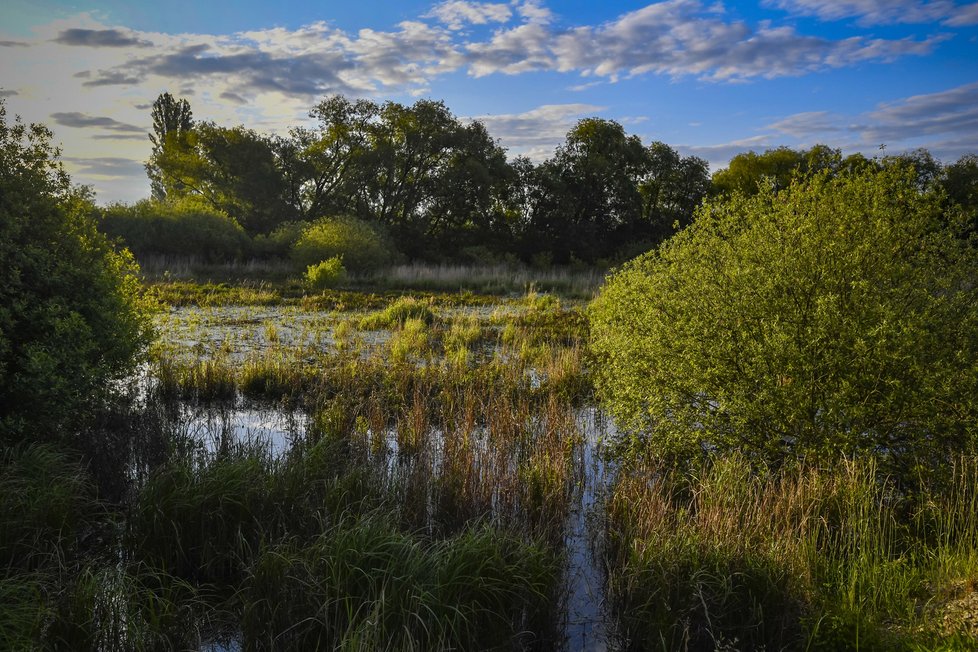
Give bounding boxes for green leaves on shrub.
[304,256,347,290]
[98,197,249,262]
[589,167,978,473]
[291,216,395,274]
[0,102,154,442]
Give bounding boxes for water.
[563,408,618,651]
[176,402,308,459]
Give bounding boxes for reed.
[604,455,978,650]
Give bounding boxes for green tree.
[0,102,153,442]
[589,167,978,475]
[543,118,650,263]
[711,145,843,197]
[146,92,193,200]
[153,122,293,234]
[275,96,378,221]
[639,141,710,241]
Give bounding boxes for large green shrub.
[589,168,978,471]
[98,197,249,262]
[291,216,394,274]
[0,103,153,442]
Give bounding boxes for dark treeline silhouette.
[103,92,978,268]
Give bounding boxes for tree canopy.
[589,166,978,475]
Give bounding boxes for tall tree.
[275,96,379,221]
[639,142,710,241]
[153,122,293,234]
[146,92,193,200]
[537,118,650,263]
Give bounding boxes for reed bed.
[605,456,978,650]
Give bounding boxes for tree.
[639,142,710,241]
[589,167,978,475]
[0,102,153,442]
[711,145,842,197]
[275,96,378,221]
[146,92,193,200]
[153,122,293,234]
[541,118,650,263]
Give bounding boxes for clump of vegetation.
[304,256,347,290]
[0,101,154,442]
[605,455,978,650]
[99,197,250,262]
[358,296,436,329]
[590,167,978,474]
[291,216,394,274]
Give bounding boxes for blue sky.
[2,0,977,202]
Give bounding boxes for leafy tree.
[353,99,461,257]
[589,167,978,476]
[423,120,514,256]
[711,145,843,197]
[153,122,293,234]
[639,141,710,241]
[542,118,650,263]
[275,96,378,221]
[146,92,193,200]
[940,154,978,238]
[0,102,153,442]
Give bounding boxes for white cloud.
[467,0,943,81]
[466,103,606,160]
[426,1,512,30]
[765,0,978,25]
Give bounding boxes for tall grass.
[356,262,604,297]
[605,455,978,650]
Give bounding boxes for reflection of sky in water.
[179,404,307,459]
[563,408,618,651]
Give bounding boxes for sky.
[1,0,977,203]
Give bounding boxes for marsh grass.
[356,262,603,298]
[605,456,978,650]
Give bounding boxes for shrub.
[589,168,978,473]
[0,102,154,442]
[98,197,249,262]
[304,256,347,290]
[291,216,394,274]
[251,220,306,259]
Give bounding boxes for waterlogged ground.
[149,291,620,651]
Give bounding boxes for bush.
[98,197,249,262]
[0,103,154,442]
[304,256,347,290]
[589,168,978,473]
[291,216,394,274]
[251,220,307,259]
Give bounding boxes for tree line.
[115,92,978,267]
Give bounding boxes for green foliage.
[291,215,394,273]
[590,167,978,471]
[606,456,978,650]
[304,256,347,290]
[98,197,249,262]
[0,102,154,442]
[147,92,193,201]
[250,220,307,259]
[358,296,436,330]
